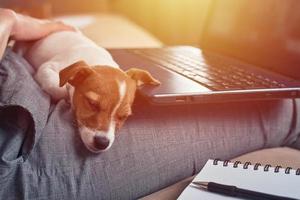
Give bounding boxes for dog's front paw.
[35,64,68,101]
[43,85,67,101]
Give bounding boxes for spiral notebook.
[178,159,300,199]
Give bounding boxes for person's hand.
[10,11,76,41]
[0,8,76,60]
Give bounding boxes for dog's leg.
[35,62,68,101]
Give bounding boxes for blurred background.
[1,0,299,49]
[1,0,300,83]
[0,0,212,46]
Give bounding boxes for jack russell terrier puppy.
[21,30,160,153]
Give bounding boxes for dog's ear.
[59,60,93,87]
[126,68,160,86]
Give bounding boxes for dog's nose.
[94,135,110,150]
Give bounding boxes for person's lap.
[0,48,299,200]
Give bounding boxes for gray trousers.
[0,48,300,200]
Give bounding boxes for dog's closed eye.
[85,91,101,111]
[116,105,132,121]
[86,98,101,111]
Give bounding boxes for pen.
[192,181,298,200]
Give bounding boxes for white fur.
[79,122,115,153]
[117,81,127,108]
[79,81,126,153]
[26,31,123,152]
[26,31,119,100]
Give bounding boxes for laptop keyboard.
[130,49,286,91]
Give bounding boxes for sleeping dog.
[21,31,160,153]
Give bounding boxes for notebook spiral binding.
[213,158,300,175]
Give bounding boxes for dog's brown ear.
[126,68,160,86]
[59,60,93,87]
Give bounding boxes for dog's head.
[59,60,160,153]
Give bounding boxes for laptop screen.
[201,0,300,80]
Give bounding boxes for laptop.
[108,0,300,105]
